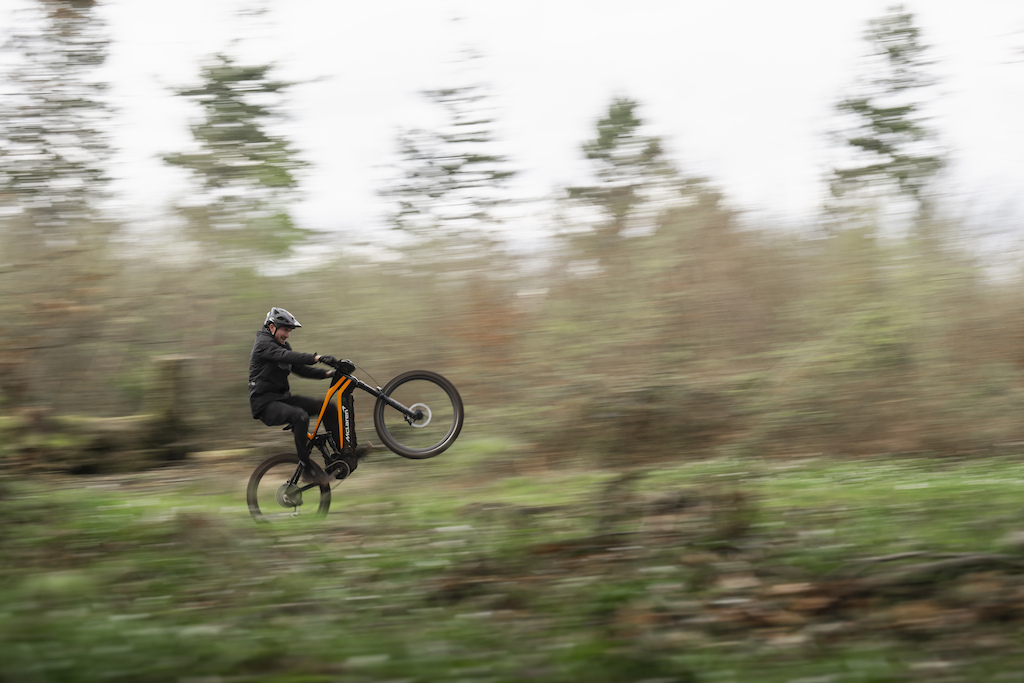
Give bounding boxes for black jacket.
[248,328,329,418]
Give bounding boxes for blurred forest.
[1,1,1023,471]
[9,3,1024,681]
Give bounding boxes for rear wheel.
[373,370,464,459]
[246,452,331,523]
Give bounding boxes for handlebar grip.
[320,356,354,374]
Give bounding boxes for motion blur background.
[9,3,1024,680]
[1,0,1024,464]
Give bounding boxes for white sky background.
[2,0,1023,241]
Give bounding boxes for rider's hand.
[318,355,338,366]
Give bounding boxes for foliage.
[6,187,1024,466]
[164,53,308,256]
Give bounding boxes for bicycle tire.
[373,370,464,459]
[246,452,331,522]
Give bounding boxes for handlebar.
[319,356,355,376]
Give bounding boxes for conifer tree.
[0,0,117,401]
[567,97,677,246]
[164,53,308,255]
[380,51,518,248]
[828,4,945,222]
[0,0,112,236]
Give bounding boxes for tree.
[567,97,677,244]
[380,52,518,249]
[0,0,118,408]
[827,5,945,223]
[164,53,308,256]
[0,0,112,235]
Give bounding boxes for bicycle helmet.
[264,307,301,329]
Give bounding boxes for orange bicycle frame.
[307,372,355,451]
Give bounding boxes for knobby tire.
[373,370,464,459]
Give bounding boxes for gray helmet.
[264,307,301,329]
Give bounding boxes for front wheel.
[247,452,331,522]
[373,370,464,459]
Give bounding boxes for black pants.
[258,395,339,463]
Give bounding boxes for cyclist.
[248,307,365,484]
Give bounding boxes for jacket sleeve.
[254,338,317,367]
[293,362,330,380]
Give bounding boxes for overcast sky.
[2,0,1024,238]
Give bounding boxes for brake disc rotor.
[276,483,303,508]
[409,402,431,428]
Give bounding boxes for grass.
[4,444,1024,681]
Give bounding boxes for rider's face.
[271,324,293,344]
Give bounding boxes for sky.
[2,0,1024,239]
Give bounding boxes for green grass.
[4,449,1024,681]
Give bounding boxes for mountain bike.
[246,359,463,522]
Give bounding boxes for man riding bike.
[248,307,369,485]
